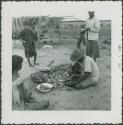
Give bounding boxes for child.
[17,26,38,67]
[12,55,49,110]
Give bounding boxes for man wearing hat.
[66,49,99,89]
[81,11,100,62]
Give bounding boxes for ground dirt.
[12,38,111,110]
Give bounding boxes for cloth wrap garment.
[18,28,37,58]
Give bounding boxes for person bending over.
[66,49,99,90]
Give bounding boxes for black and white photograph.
[1,1,122,124]
[12,6,111,111]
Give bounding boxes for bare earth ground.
[12,38,111,110]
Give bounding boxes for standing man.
[17,25,38,67]
[82,11,100,62]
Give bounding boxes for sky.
[2,1,122,20]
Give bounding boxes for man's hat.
[70,49,85,62]
[88,11,95,13]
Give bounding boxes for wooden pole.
[58,29,60,42]
[13,18,17,47]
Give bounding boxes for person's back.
[17,27,38,67]
[84,56,99,80]
[20,28,35,43]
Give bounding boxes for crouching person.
[12,55,49,110]
[66,49,99,90]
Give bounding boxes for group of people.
[12,11,100,110]
[66,11,100,89]
[77,11,100,62]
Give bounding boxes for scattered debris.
[43,45,53,49]
[99,42,111,50]
[31,72,48,83]
[47,64,70,88]
[40,67,51,72]
[36,83,53,93]
[47,60,55,67]
[30,64,70,89]
[101,40,111,44]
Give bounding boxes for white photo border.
[1,1,122,124]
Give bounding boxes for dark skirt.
[86,40,100,58]
[23,42,37,58]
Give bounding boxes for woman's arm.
[76,72,91,82]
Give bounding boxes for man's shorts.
[25,45,37,58]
